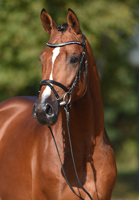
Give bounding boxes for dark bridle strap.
[64,107,93,200]
[39,80,71,108]
[46,41,85,48]
[40,80,69,93]
[39,81,60,101]
[48,126,85,200]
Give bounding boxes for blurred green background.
[0,0,139,198]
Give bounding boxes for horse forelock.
[56,23,68,33]
[48,21,83,45]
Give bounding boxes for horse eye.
[70,57,78,64]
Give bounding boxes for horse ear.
[41,8,57,35]
[67,8,81,35]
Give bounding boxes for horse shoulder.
[93,130,117,200]
[0,96,36,111]
[0,96,42,200]
[0,96,35,120]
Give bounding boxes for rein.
[39,34,93,200]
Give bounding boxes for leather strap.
[40,80,69,93]
[47,41,85,48]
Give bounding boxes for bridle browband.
[38,34,93,200]
[38,33,88,109]
[46,40,85,48]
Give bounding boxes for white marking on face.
[41,47,60,103]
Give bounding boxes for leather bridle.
[38,34,93,200]
[38,33,88,111]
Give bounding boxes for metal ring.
[63,92,71,105]
[60,92,71,106]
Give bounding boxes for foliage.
[0,0,139,196]
[112,171,139,198]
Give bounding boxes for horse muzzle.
[33,97,59,126]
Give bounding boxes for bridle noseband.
[38,33,88,110]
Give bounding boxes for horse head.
[33,9,88,125]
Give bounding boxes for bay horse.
[0,8,117,200]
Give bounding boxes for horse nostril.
[32,100,59,125]
[45,104,53,115]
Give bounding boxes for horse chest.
[31,138,94,200]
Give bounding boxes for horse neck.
[50,47,105,173]
[52,40,104,155]
[68,40,104,139]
